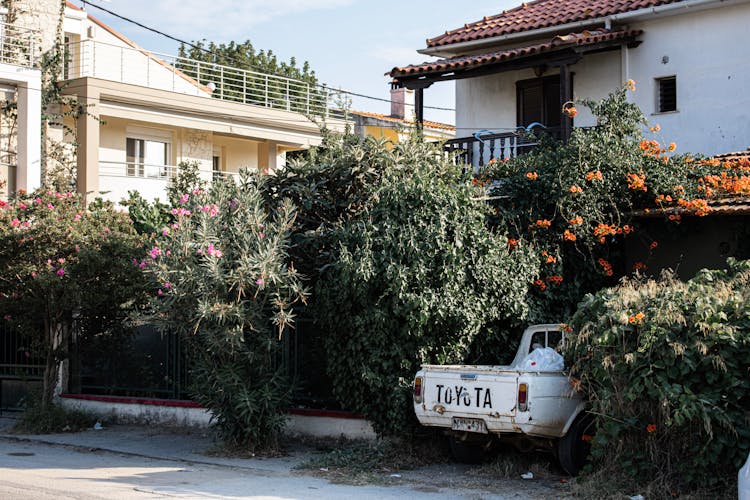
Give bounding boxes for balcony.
[65,40,334,117]
[99,161,239,203]
[0,22,38,68]
[443,126,563,168]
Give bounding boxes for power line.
[76,0,456,112]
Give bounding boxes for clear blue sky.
[73,0,520,125]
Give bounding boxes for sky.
[72,0,521,125]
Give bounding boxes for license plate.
[451,417,488,434]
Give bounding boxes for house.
[389,0,750,166]
[1,0,345,203]
[0,8,43,195]
[350,87,455,143]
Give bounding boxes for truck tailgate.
[417,370,518,431]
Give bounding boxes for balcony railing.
[99,161,239,203]
[0,22,37,68]
[443,131,543,168]
[65,40,333,117]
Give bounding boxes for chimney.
[390,84,415,120]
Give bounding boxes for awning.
[390,29,642,88]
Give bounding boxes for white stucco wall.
[212,135,260,172]
[455,2,750,156]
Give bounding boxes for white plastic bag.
[740,451,750,500]
[517,347,565,371]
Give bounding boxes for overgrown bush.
[0,190,147,407]
[316,155,540,436]
[482,83,750,320]
[565,259,750,493]
[14,391,97,434]
[144,172,306,450]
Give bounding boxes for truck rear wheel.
[557,412,594,476]
[448,433,493,464]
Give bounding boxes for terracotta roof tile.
[427,0,684,48]
[392,29,640,78]
[350,110,455,131]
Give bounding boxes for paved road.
[0,418,565,499]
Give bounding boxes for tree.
[0,190,147,407]
[144,173,306,449]
[315,150,540,436]
[176,40,327,115]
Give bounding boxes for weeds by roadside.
[296,435,450,485]
[12,394,98,434]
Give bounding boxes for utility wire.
[76,0,456,112]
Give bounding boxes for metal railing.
[65,39,333,116]
[99,161,239,181]
[444,131,540,168]
[0,21,37,68]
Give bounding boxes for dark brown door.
[516,75,563,132]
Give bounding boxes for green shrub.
[316,158,539,436]
[15,392,97,434]
[565,259,750,491]
[145,172,306,450]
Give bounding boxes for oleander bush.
[565,259,750,493]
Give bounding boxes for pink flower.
[157,289,164,296]
[171,208,192,217]
[179,194,190,204]
[192,188,204,195]
[46,203,54,210]
[4,314,10,321]
[30,272,36,278]
[56,268,65,277]
[149,246,162,259]
[10,218,20,227]
[22,221,30,228]
[256,278,264,285]
[259,232,265,239]
[165,250,171,256]
[162,229,169,236]
[205,243,223,258]
[74,213,82,222]
[19,203,27,210]
[163,282,171,289]
[34,197,42,205]
[75,245,80,252]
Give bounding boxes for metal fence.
[65,39,333,117]
[0,324,44,411]
[0,21,37,68]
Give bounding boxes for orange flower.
[581,434,593,442]
[546,254,557,264]
[569,216,583,226]
[628,312,645,324]
[622,224,633,235]
[626,79,636,91]
[649,241,659,250]
[668,214,682,223]
[597,258,613,276]
[668,142,676,152]
[593,223,618,243]
[533,219,552,230]
[508,238,518,250]
[533,279,547,291]
[526,171,539,180]
[585,170,603,182]
[649,124,660,132]
[633,262,648,271]
[564,106,578,118]
[646,424,657,433]
[563,229,577,241]
[547,275,563,285]
[626,172,648,192]
[569,185,583,194]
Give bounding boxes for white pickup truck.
[413,324,592,475]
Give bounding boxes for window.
[125,127,172,178]
[517,75,568,136]
[656,76,677,113]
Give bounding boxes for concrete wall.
[59,396,377,440]
[455,2,750,156]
